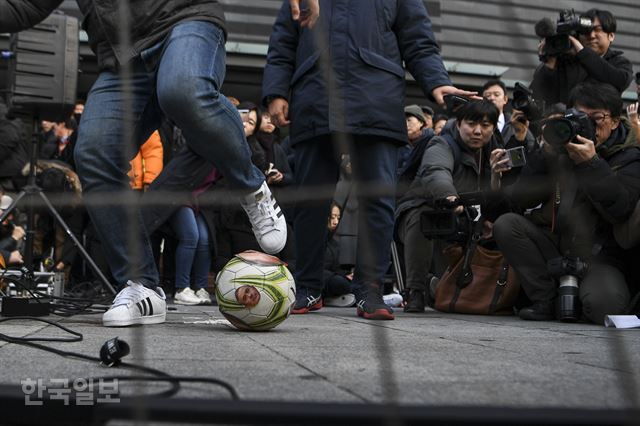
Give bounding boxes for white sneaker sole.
[174,298,202,306]
[103,312,166,327]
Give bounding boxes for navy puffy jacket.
[262,0,451,145]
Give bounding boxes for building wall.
[4,1,640,104]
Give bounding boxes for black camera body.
[548,256,589,322]
[542,108,596,149]
[537,10,593,57]
[512,82,543,122]
[420,193,481,243]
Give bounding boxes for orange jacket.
[129,131,163,190]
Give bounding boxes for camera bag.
[434,220,519,315]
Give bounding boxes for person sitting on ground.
[322,203,356,307]
[395,100,508,312]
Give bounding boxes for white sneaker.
[195,288,212,305]
[174,287,201,305]
[324,293,356,307]
[102,281,166,327]
[241,181,287,254]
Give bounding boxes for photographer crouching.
[395,100,510,312]
[493,82,640,324]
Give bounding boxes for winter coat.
[262,0,451,145]
[129,131,164,190]
[531,48,633,106]
[507,118,640,264]
[0,0,226,71]
[395,125,495,220]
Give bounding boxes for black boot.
[518,300,554,321]
[404,289,425,313]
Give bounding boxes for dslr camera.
[535,9,593,57]
[548,256,589,322]
[420,193,482,243]
[542,108,596,149]
[512,82,544,122]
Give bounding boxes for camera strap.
[556,172,578,236]
[456,214,485,289]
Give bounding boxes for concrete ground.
[1,300,639,424]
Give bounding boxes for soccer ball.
[215,251,296,331]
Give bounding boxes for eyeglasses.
[588,112,611,124]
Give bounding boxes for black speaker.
[6,12,79,122]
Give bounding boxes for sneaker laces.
[112,283,149,307]
[245,195,277,237]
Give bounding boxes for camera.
[512,82,543,122]
[548,256,589,322]
[420,193,482,243]
[535,9,593,57]
[505,146,527,168]
[542,108,596,149]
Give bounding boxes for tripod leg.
[38,191,117,295]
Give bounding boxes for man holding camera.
[395,100,508,312]
[493,82,640,324]
[531,9,633,106]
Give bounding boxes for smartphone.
[505,146,527,168]
[443,94,470,112]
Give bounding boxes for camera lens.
[543,119,574,146]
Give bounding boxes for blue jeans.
[75,21,264,288]
[293,135,398,293]
[170,207,210,289]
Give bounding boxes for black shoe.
[519,301,554,321]
[356,284,394,320]
[404,289,425,313]
[291,287,322,315]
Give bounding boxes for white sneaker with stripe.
[241,181,287,255]
[102,281,167,327]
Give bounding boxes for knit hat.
[404,105,426,125]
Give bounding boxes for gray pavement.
[1,301,640,418]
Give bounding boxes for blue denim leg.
[192,213,211,289]
[74,60,161,288]
[155,21,264,191]
[75,21,264,288]
[170,207,199,289]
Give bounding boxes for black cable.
[0,317,240,400]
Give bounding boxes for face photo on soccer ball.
[235,285,261,308]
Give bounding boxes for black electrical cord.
[0,317,239,400]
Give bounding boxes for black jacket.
[0,101,28,180]
[507,119,640,264]
[0,0,226,70]
[531,48,633,105]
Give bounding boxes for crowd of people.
[1,1,640,327]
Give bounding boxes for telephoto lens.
[556,275,581,322]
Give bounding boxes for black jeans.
[494,213,630,324]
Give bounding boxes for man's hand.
[289,0,319,28]
[538,39,557,69]
[510,110,529,142]
[266,169,284,185]
[445,195,464,215]
[11,225,25,241]
[432,86,480,107]
[566,135,597,164]
[627,102,639,126]
[268,98,290,127]
[9,250,23,265]
[568,35,584,54]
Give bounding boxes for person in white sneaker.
[322,203,356,308]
